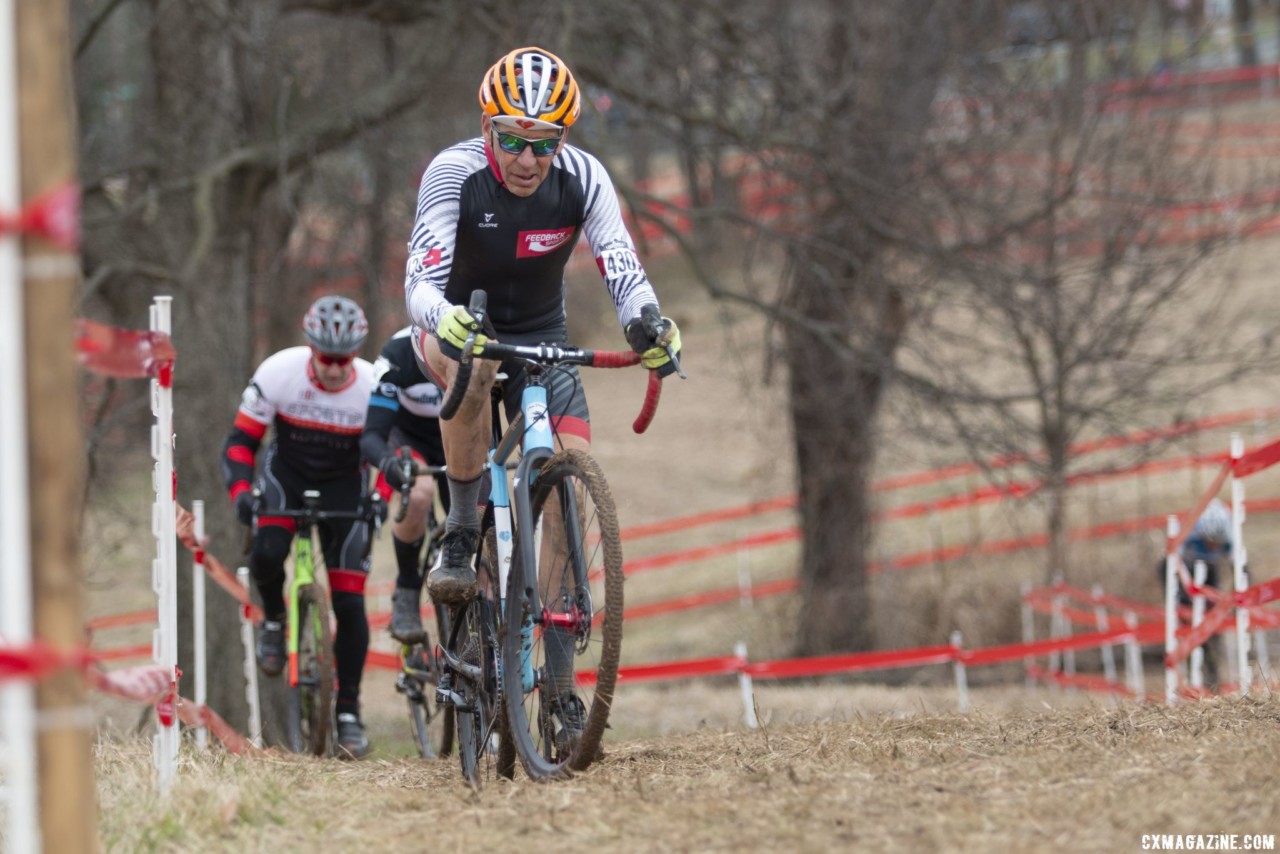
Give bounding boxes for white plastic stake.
[951,630,969,713]
[1124,611,1144,701]
[1165,514,1181,706]
[1190,560,1207,689]
[150,296,178,793]
[238,567,263,748]
[193,500,208,750]
[735,642,756,729]
[1092,584,1117,685]
[1230,433,1251,694]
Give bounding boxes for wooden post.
[16,1,97,850]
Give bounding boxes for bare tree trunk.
[1233,0,1259,65]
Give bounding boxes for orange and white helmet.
[479,46,581,132]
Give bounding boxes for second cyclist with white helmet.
[221,295,379,757]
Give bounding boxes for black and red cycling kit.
[359,327,449,507]
[220,346,376,712]
[404,136,661,440]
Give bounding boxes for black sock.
[394,534,426,590]
[446,473,483,531]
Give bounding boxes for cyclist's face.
[311,352,355,390]
[484,115,563,198]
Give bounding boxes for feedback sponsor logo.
[517,227,575,258]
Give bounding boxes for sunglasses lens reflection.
[496,132,558,157]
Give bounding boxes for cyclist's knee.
[250,526,292,571]
[331,590,368,633]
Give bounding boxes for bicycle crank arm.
[437,647,484,683]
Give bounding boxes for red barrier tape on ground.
[176,697,256,754]
[1024,663,1144,699]
[74,319,176,379]
[365,649,401,672]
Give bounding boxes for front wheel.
[287,583,333,756]
[503,449,624,780]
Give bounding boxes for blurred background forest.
[73,0,1280,724]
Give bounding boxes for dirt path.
[95,694,1280,852]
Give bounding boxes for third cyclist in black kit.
[403,46,682,747]
[361,326,449,643]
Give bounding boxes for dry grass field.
[77,100,1280,851]
[96,695,1280,852]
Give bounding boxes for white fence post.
[150,295,179,793]
[1124,611,1144,701]
[1230,432,1251,695]
[1165,514,1181,706]
[735,642,757,729]
[1092,583,1117,687]
[1190,560,1207,690]
[951,630,969,713]
[193,500,208,751]
[238,567,263,748]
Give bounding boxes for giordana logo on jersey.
[516,226,576,258]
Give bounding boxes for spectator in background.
[1159,497,1236,688]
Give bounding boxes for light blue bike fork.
[493,384,556,695]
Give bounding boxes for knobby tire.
[288,583,333,756]
[503,449,624,780]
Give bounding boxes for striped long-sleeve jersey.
[404,136,660,338]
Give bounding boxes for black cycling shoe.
[426,527,480,605]
[256,618,285,677]
[336,712,371,760]
[544,692,586,758]
[389,586,427,644]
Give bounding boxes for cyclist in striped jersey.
[403,46,682,752]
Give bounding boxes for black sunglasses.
[494,130,561,158]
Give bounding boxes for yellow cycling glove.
[436,304,490,357]
[626,305,682,378]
